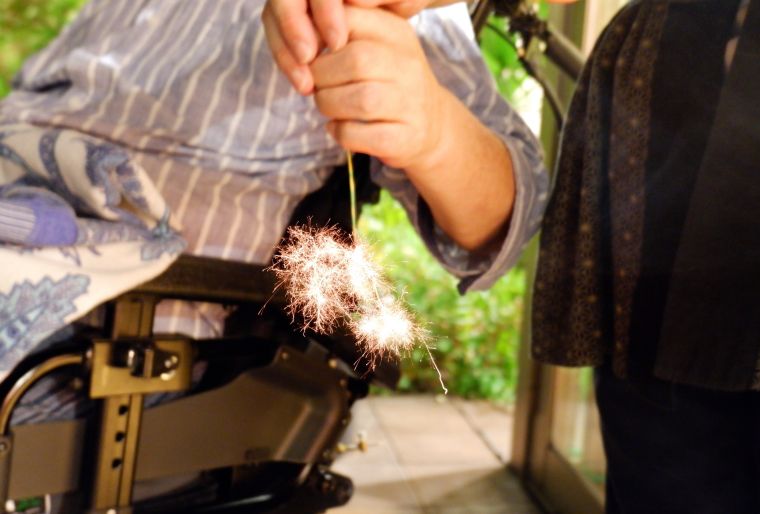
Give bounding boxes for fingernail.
[290,67,310,94]
[291,67,304,89]
[294,41,314,64]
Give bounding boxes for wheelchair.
[0,156,398,514]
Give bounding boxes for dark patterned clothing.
[533,0,760,390]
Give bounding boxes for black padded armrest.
[132,255,282,305]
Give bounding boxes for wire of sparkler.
[425,344,449,395]
[346,150,358,234]
[344,151,447,394]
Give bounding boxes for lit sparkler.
[270,152,448,393]
[351,295,421,354]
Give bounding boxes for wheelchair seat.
[0,254,399,514]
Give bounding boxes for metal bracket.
[89,339,194,399]
[89,294,193,512]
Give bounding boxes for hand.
[262,0,579,94]
[311,6,518,251]
[262,0,437,94]
[309,7,447,171]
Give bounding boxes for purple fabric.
[0,196,78,246]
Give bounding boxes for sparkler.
[272,224,420,362]
[271,151,448,393]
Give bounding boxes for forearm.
[405,88,516,251]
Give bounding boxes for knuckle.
[345,45,371,77]
[353,84,378,118]
[391,0,417,17]
[372,127,396,155]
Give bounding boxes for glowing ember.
[271,225,447,393]
[273,225,356,332]
[272,225,424,354]
[352,296,424,356]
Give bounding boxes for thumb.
[345,6,411,44]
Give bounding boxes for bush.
[359,191,525,403]
[0,0,87,96]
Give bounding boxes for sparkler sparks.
[272,226,442,379]
[270,151,447,393]
[352,297,420,355]
[272,225,361,333]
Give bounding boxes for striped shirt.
[0,0,548,335]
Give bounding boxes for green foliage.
[359,191,526,403]
[479,16,528,104]
[0,1,531,402]
[0,0,87,96]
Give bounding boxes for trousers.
[595,362,760,514]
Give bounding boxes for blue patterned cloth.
[0,124,185,378]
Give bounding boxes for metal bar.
[92,394,144,510]
[0,353,83,506]
[91,295,156,511]
[118,395,143,505]
[0,354,83,434]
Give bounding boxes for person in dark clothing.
[532,0,760,512]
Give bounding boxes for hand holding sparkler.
[308,6,517,253]
[309,6,446,172]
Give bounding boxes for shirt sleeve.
[369,2,549,293]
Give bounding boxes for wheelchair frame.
[0,255,399,514]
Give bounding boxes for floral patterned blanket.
[0,123,184,380]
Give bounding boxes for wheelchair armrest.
[132,255,282,305]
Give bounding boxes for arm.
[381,4,548,292]
[310,6,514,251]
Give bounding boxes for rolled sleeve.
[371,2,549,293]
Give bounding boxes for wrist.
[404,86,457,177]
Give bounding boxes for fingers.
[262,3,316,94]
[309,0,349,50]
[263,0,319,64]
[314,81,400,122]
[344,5,410,44]
[326,120,404,163]
[310,40,391,89]
[309,6,417,86]
[262,2,413,95]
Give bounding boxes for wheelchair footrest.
[174,466,354,514]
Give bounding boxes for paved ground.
[328,395,541,514]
